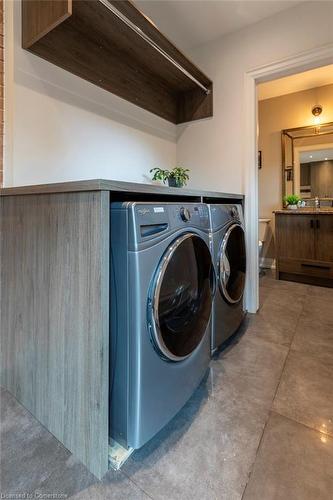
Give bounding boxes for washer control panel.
[131,203,210,241]
[230,206,239,218]
[180,207,191,222]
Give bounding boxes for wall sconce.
[312,104,323,125]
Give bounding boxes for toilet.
[259,218,271,271]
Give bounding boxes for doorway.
[243,46,333,312]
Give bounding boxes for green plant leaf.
[284,194,301,205]
[168,166,190,187]
[149,167,170,183]
[150,166,190,187]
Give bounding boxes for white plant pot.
[287,204,298,210]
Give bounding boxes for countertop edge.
[0,179,244,200]
[274,209,333,214]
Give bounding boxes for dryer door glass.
[219,224,246,304]
[150,233,213,361]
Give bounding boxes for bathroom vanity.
[275,209,333,287]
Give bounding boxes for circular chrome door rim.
[218,223,245,305]
[148,232,206,362]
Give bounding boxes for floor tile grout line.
[270,409,333,439]
[4,276,331,499]
[268,290,306,403]
[240,408,272,500]
[121,469,155,499]
[241,348,291,496]
[245,330,295,350]
[242,406,333,500]
[240,344,292,500]
[268,284,333,439]
[100,283,326,498]
[241,280,307,500]
[120,282,325,500]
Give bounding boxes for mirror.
[282,122,333,205]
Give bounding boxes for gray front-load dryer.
[208,204,246,353]
[110,202,214,450]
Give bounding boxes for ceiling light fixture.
[325,157,328,161]
[312,104,323,125]
[309,155,313,158]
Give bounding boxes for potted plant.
[150,166,190,188]
[284,194,301,209]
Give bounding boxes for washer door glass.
[219,224,246,304]
[150,233,213,361]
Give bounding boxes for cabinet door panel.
[276,214,315,260]
[316,216,333,262]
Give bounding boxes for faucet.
[315,196,320,209]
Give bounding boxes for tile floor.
[1,272,333,499]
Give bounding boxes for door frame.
[243,42,333,313]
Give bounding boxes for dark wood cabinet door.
[276,214,315,260]
[315,216,333,262]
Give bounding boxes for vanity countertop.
[274,208,333,215]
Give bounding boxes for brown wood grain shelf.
[22,0,213,124]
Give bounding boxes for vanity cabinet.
[315,216,333,262]
[276,214,315,260]
[275,212,333,287]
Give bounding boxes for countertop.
[274,208,333,215]
[0,179,244,200]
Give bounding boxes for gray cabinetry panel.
[0,191,110,478]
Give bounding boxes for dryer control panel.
[208,204,244,231]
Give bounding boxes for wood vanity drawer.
[275,211,333,287]
[278,258,333,279]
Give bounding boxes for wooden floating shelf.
[22,0,213,124]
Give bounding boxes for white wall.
[177,1,333,195]
[5,1,177,187]
[7,1,333,190]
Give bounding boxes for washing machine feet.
[108,438,134,470]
